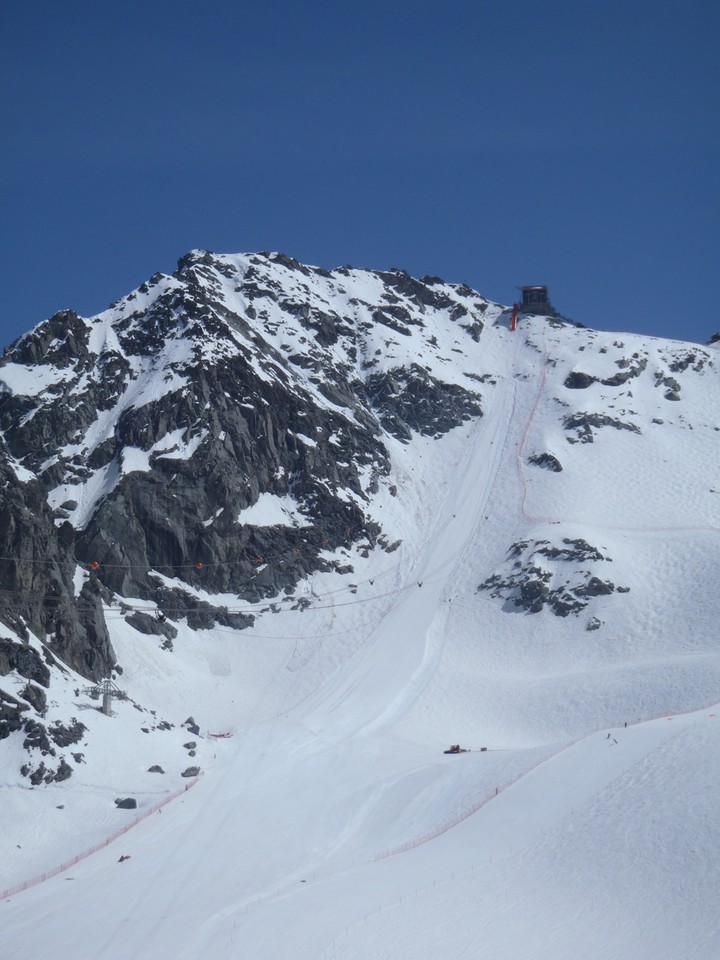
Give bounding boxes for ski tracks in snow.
[301,348,521,742]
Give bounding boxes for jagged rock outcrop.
[528,452,563,472]
[478,537,628,617]
[0,251,496,636]
[0,635,50,686]
[563,412,642,444]
[0,687,29,739]
[0,455,115,681]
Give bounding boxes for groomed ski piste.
[3,312,720,959]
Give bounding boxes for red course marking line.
[1,778,200,901]
[375,699,720,861]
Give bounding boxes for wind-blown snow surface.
[3,309,720,959]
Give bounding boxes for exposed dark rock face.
[19,682,47,714]
[0,687,29,739]
[0,636,50,687]
[48,718,86,747]
[564,413,641,444]
[125,611,178,640]
[23,718,54,755]
[54,759,73,781]
[564,372,596,389]
[18,716,84,776]
[0,251,493,649]
[365,365,482,442]
[0,458,114,681]
[601,356,647,386]
[654,371,682,401]
[183,716,200,736]
[528,452,563,472]
[564,353,648,390]
[478,537,627,618]
[665,349,710,373]
[28,762,55,785]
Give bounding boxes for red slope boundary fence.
[374,699,719,861]
[1,776,199,901]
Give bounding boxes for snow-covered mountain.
[1,251,719,959]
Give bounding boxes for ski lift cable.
[0,538,414,608]
[98,578,416,618]
[0,525,473,617]
[95,553,444,621]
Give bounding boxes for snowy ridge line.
[373,698,720,862]
[0,778,199,902]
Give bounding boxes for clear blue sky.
[2,0,718,349]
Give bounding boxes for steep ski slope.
[2,268,720,958]
[385,321,720,748]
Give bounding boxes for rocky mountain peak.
[0,252,501,681]
[1,249,718,819]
